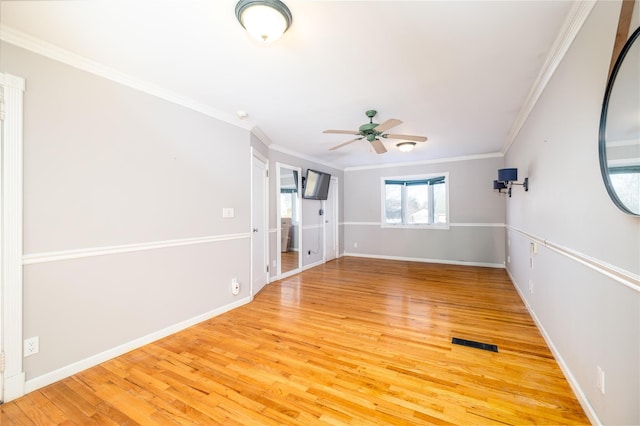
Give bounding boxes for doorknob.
[253,228,259,233]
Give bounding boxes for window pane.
[610,173,640,213]
[382,175,448,227]
[384,184,402,224]
[280,193,292,218]
[433,183,447,223]
[406,184,429,224]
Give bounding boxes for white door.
[251,151,269,296]
[324,177,338,262]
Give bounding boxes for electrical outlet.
[597,366,605,394]
[231,278,240,295]
[354,242,358,248]
[528,280,534,294]
[24,336,39,357]
[507,255,511,264]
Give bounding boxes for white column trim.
[1,72,26,402]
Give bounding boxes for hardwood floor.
[281,251,299,273]
[1,257,588,425]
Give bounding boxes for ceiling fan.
[323,109,428,154]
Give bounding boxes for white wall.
[1,41,253,387]
[344,155,506,266]
[505,1,639,424]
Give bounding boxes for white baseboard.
[506,268,601,426]
[342,252,505,269]
[303,259,325,270]
[23,296,252,395]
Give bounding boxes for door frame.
[1,73,26,403]
[250,148,269,298]
[323,176,339,262]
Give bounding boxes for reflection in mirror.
[600,26,640,215]
[277,163,302,277]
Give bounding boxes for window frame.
[380,172,450,230]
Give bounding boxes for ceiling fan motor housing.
[359,122,379,134]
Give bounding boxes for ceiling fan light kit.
[397,142,416,152]
[235,0,292,44]
[323,109,428,155]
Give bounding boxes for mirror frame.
[276,162,303,278]
[599,25,640,216]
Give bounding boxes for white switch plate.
[222,208,234,218]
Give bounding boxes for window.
[609,166,640,213]
[382,173,448,228]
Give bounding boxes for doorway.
[251,149,269,297]
[323,176,339,262]
[276,163,302,278]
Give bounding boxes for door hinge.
[265,170,269,178]
[0,351,5,374]
[266,265,269,273]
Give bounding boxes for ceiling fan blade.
[329,137,362,151]
[374,118,402,133]
[323,129,360,135]
[370,139,387,154]
[383,133,428,142]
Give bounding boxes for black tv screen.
[303,169,331,200]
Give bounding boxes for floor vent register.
[452,337,498,353]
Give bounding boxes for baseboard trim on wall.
[506,269,602,426]
[507,225,639,293]
[22,233,251,265]
[343,253,504,269]
[23,296,253,397]
[303,259,325,270]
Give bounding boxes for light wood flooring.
[280,251,299,274]
[1,257,588,425]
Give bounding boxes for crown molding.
[504,1,597,154]
[0,25,252,130]
[269,144,344,171]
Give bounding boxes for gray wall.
[2,42,253,381]
[344,156,506,266]
[505,1,639,424]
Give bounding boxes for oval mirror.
[599,26,640,216]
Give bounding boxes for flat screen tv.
[303,169,331,200]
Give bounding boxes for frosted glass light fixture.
[236,0,292,44]
[396,142,416,152]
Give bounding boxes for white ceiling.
[0,0,576,169]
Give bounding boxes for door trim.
[250,148,269,297]
[323,176,339,262]
[1,73,26,402]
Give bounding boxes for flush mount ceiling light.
[396,142,416,152]
[235,0,292,44]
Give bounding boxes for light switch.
[222,208,234,218]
